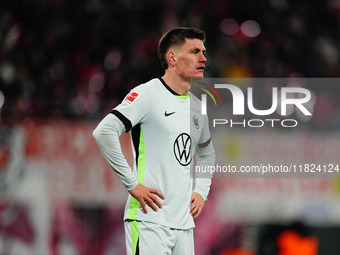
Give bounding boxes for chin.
[192,72,204,78]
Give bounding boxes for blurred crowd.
[1,0,340,127]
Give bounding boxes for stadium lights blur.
[0,91,4,121]
[88,72,105,93]
[220,19,261,38]
[220,18,239,36]
[0,62,16,84]
[240,20,261,37]
[104,49,122,71]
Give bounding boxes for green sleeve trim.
[127,126,146,219]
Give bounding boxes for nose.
[200,53,207,63]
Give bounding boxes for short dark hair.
[158,27,206,70]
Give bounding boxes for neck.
[162,72,190,96]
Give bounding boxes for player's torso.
[140,81,204,169]
[126,79,205,228]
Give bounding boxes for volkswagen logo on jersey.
[173,133,192,166]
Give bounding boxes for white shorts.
[124,220,194,255]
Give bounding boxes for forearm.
[193,142,215,201]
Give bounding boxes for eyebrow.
[190,47,206,53]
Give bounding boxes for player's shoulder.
[121,78,162,105]
[131,78,161,93]
[125,78,161,102]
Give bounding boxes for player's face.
[175,39,207,79]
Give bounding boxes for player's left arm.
[191,114,215,219]
[191,141,215,219]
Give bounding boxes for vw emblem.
[173,133,192,166]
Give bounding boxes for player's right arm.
[93,113,138,190]
[93,86,164,213]
[93,114,164,213]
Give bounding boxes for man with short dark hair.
[93,27,215,254]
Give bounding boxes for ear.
[167,51,177,67]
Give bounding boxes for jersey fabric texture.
[94,77,215,230]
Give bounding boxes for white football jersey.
[98,78,214,229]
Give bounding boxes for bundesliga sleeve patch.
[124,92,139,104]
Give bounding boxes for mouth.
[196,66,205,72]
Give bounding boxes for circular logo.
[173,133,192,166]
[193,115,199,129]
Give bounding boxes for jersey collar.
[158,77,180,96]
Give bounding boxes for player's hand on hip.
[190,192,205,219]
[128,183,165,214]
